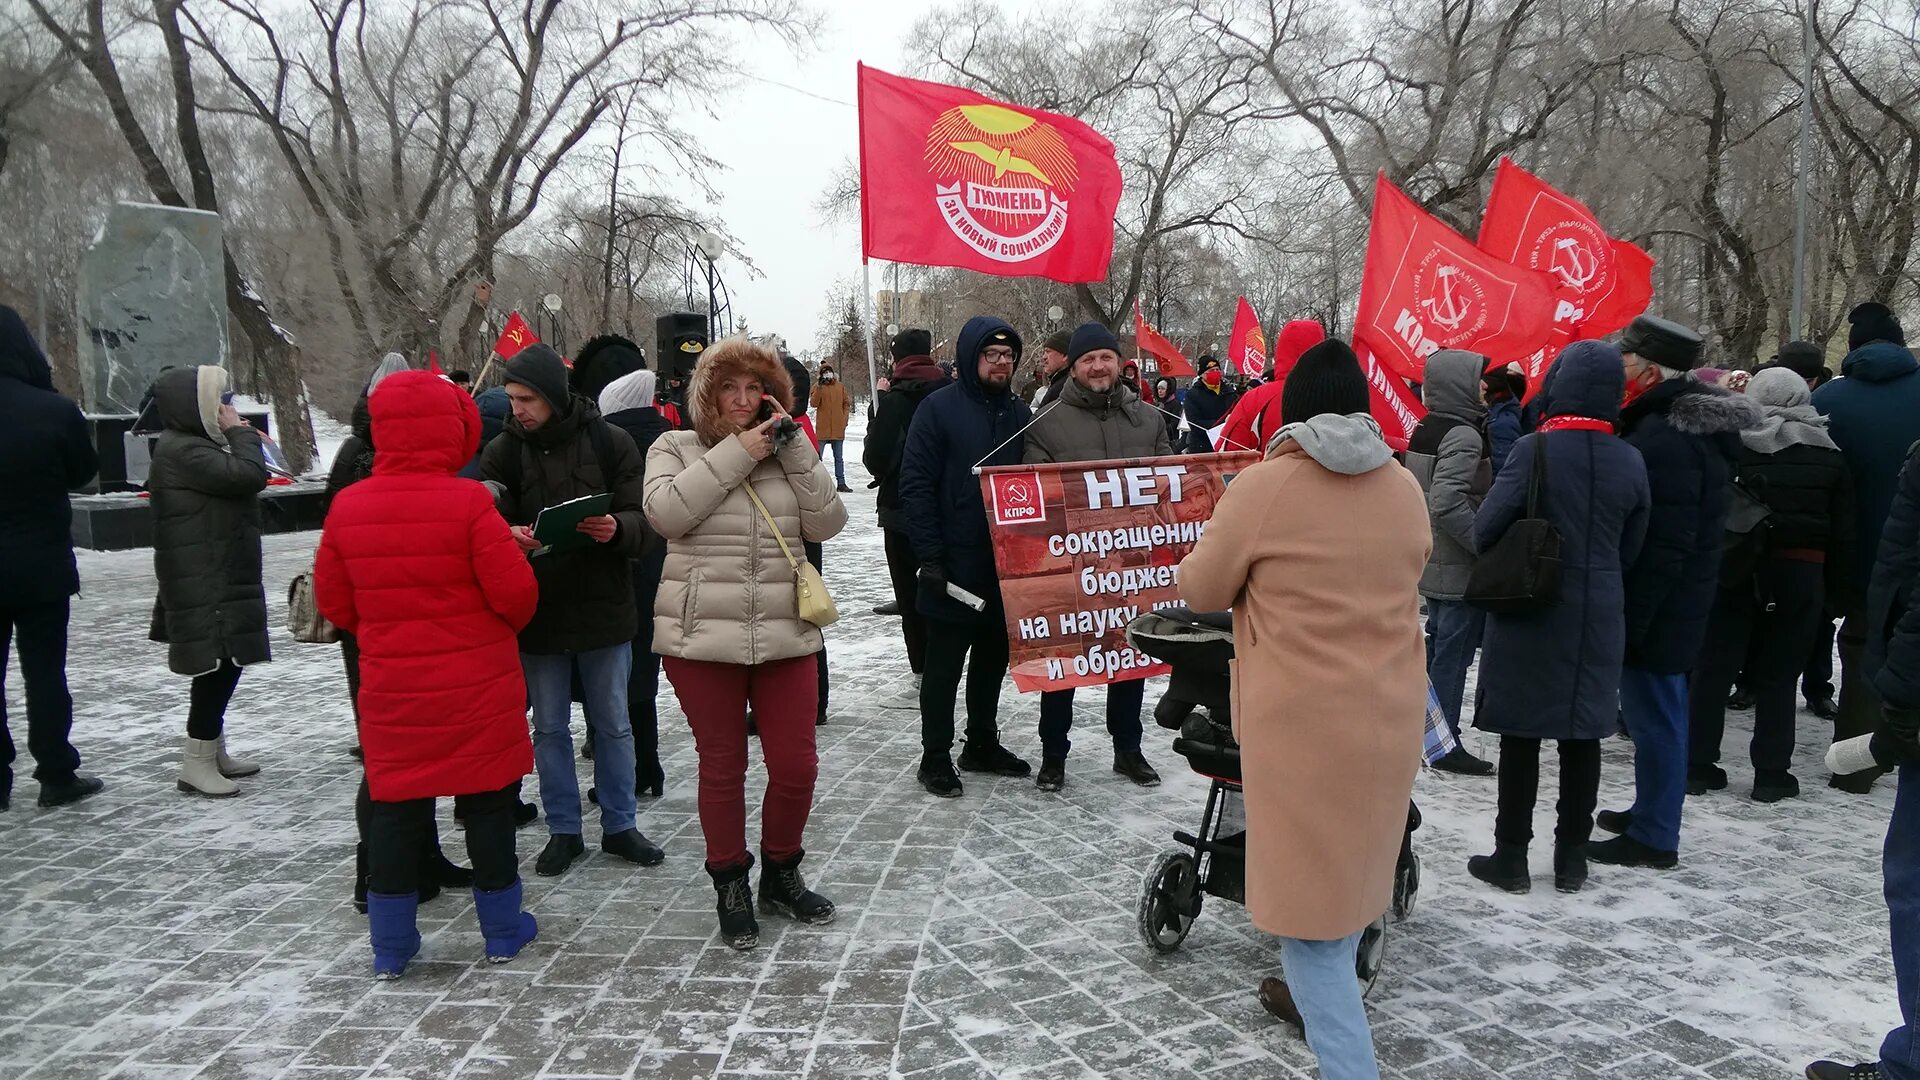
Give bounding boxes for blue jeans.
[524,644,636,836]
[1884,766,1920,1079]
[1424,599,1484,736]
[1280,932,1378,1080]
[1619,666,1687,852]
[1039,679,1145,761]
[821,439,846,487]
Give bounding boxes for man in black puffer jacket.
[864,329,948,674]
[1687,367,1853,804]
[1593,316,1761,870]
[0,306,103,810]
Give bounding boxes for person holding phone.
[480,344,666,878]
[147,365,270,797]
[644,336,847,952]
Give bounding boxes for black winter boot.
[1753,770,1801,803]
[708,858,759,951]
[1685,764,1728,796]
[759,850,836,925]
[1553,843,1588,893]
[1467,844,1531,893]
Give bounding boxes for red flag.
[1354,173,1563,383]
[1477,157,1655,340]
[1225,297,1267,379]
[493,312,538,359]
[1359,346,1426,452]
[1133,299,1195,376]
[857,64,1123,284]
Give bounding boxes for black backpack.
[1719,478,1772,590]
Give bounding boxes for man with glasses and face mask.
[898,317,1036,797]
[1022,322,1173,792]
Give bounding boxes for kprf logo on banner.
[990,472,1047,526]
[1414,257,1490,341]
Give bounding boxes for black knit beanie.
[1043,330,1072,356]
[1849,302,1906,350]
[504,344,570,413]
[1280,339,1369,425]
[1067,321,1121,363]
[890,328,933,361]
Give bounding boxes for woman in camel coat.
[1179,339,1430,1080]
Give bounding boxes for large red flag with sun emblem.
[857,64,1123,284]
[1354,173,1564,384]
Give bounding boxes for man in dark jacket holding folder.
[482,344,664,877]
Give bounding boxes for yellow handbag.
[744,482,839,628]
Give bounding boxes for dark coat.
[603,405,673,638]
[863,356,948,531]
[1814,340,1920,600]
[1486,397,1522,476]
[322,393,376,516]
[480,394,651,654]
[1474,343,1651,741]
[1022,376,1171,465]
[1181,380,1238,453]
[1869,447,1920,708]
[1620,378,1760,672]
[459,386,511,480]
[147,366,272,676]
[0,306,97,607]
[1732,440,1855,602]
[897,316,1032,623]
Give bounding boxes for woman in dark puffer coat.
[1688,367,1853,803]
[148,365,270,799]
[1468,342,1651,895]
[315,370,542,979]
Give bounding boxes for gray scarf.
[1741,366,1837,453]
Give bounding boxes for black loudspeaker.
[657,313,709,381]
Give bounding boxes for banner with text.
[981,452,1260,692]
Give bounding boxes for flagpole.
[855,61,882,414]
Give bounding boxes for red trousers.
[664,654,819,870]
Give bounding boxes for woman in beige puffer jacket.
[644,337,846,952]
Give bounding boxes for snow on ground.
[0,410,1899,1078]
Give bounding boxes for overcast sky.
[670,0,963,356]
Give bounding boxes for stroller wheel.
[1138,851,1200,953]
[1355,917,1387,997]
[1392,851,1421,923]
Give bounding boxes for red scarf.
[1538,415,1615,434]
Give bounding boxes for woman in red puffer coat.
[315,370,541,980]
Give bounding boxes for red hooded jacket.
[314,371,539,801]
[1217,320,1328,454]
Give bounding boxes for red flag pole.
[856,63,881,407]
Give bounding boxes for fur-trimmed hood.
[1665,380,1763,436]
[687,336,794,447]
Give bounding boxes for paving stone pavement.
[0,424,1900,1079]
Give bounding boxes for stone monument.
[75,201,228,416]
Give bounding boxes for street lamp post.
[696,231,724,341]
[541,292,563,355]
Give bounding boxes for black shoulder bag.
[1465,439,1563,613]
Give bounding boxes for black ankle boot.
[707,858,759,951]
[759,850,836,925]
[1553,843,1588,893]
[1467,843,1531,893]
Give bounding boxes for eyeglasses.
[981,348,1016,363]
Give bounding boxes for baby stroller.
[1125,607,1423,992]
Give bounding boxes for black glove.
[916,563,948,606]
[1874,706,1920,768]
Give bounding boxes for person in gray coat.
[1023,322,1172,793]
[147,365,269,798]
[1403,349,1496,776]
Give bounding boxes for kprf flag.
[1354,173,1563,383]
[1133,299,1194,376]
[1226,297,1266,379]
[1477,157,1655,341]
[1359,346,1425,453]
[493,312,538,359]
[857,64,1123,284]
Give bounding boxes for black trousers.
[340,633,362,724]
[1494,735,1601,847]
[883,527,928,674]
[0,599,81,784]
[1690,559,1825,774]
[367,784,518,895]
[187,659,243,740]
[806,541,829,720]
[921,606,1011,758]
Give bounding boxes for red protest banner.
[981,452,1258,692]
[1477,157,1655,341]
[1354,172,1564,383]
[1359,345,1425,452]
[494,311,538,359]
[1134,299,1195,376]
[1225,297,1266,379]
[857,64,1123,284]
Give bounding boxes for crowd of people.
[5,293,1920,1079]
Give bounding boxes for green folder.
[530,492,613,556]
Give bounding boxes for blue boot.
[365,892,421,980]
[473,879,538,964]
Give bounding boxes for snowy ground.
[0,413,1901,1079]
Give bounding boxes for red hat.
[1271,320,1327,376]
